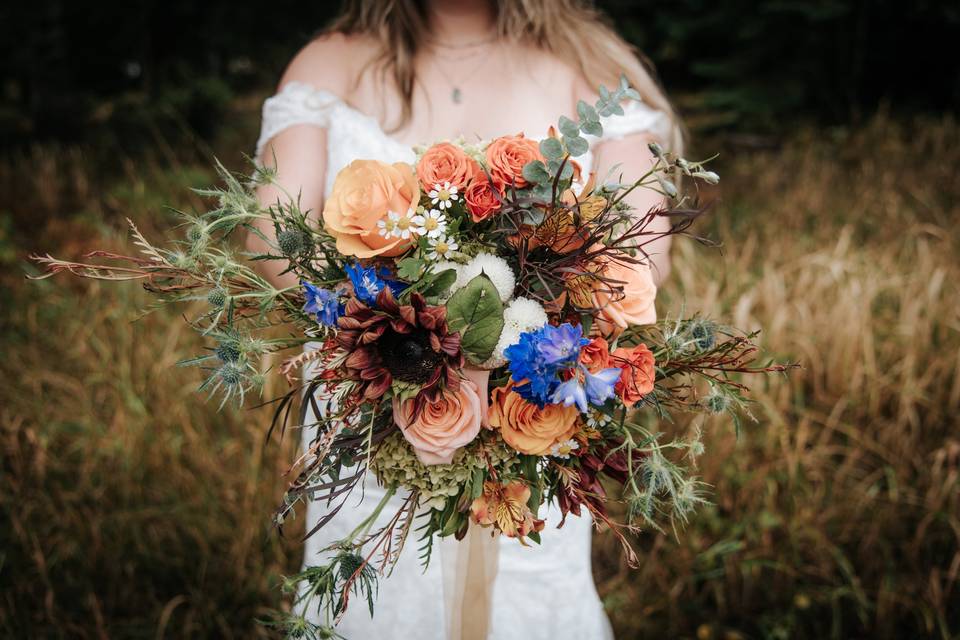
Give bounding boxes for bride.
[249,1,682,637]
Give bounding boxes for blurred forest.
[1,1,959,639]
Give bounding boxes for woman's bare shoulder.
[277,32,380,96]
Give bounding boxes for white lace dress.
[256,81,670,640]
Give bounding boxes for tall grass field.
[1,108,957,638]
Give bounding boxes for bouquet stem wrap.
[441,525,500,639]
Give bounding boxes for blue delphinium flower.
[344,262,406,306]
[302,281,343,327]
[551,365,621,413]
[538,322,589,366]
[552,377,589,413]
[505,323,589,406]
[583,366,622,406]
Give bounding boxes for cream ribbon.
[441,525,500,640]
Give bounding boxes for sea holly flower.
[411,208,447,238]
[428,182,459,210]
[388,207,418,240]
[426,235,458,261]
[344,263,406,307]
[302,281,343,327]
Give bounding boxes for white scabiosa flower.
[480,296,548,369]
[457,252,516,302]
[411,208,447,238]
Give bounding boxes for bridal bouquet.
[35,79,789,637]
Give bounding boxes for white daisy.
[549,439,580,459]
[427,235,459,261]
[586,410,612,430]
[410,208,448,238]
[376,217,396,238]
[428,182,459,210]
[388,208,418,240]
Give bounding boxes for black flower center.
[378,329,443,384]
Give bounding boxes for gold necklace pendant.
[452,87,463,104]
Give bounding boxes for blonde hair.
[327,0,685,153]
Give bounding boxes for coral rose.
[592,253,657,336]
[489,379,579,455]
[611,343,656,406]
[579,337,611,373]
[322,159,419,258]
[416,142,481,191]
[485,134,544,188]
[464,177,503,222]
[393,379,482,465]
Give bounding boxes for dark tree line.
[1,0,956,147]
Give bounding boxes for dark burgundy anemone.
[336,288,464,404]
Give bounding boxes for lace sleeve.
[595,100,673,146]
[255,81,340,160]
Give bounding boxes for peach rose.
[592,253,657,336]
[485,134,544,188]
[416,142,481,191]
[489,379,579,455]
[579,337,611,373]
[393,379,482,465]
[612,343,656,406]
[464,178,503,222]
[322,159,419,258]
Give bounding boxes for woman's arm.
[592,134,672,285]
[248,124,328,291]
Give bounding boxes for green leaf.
[526,531,541,545]
[445,274,504,364]
[563,135,589,157]
[580,120,603,137]
[521,160,551,185]
[577,99,599,123]
[558,115,579,138]
[397,257,424,281]
[539,137,564,161]
[421,268,457,299]
[470,467,485,499]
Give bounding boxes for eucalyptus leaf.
[558,115,579,138]
[577,99,599,123]
[580,120,603,137]
[539,137,564,161]
[521,160,551,185]
[563,135,589,157]
[445,274,504,363]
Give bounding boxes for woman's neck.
[426,0,496,45]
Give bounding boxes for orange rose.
[322,159,418,258]
[393,379,482,465]
[579,337,611,373]
[470,480,544,540]
[611,343,656,406]
[416,142,481,191]
[485,134,544,188]
[591,252,657,336]
[489,379,579,455]
[464,178,503,222]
